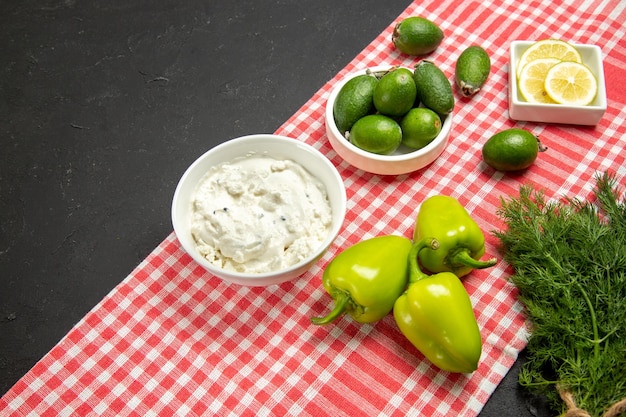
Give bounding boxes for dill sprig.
[494,171,626,417]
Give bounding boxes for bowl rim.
[171,133,347,283]
[325,65,452,163]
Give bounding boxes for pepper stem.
[448,248,497,270]
[408,237,439,284]
[310,292,350,325]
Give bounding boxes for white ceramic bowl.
[508,41,607,125]
[171,134,346,287]
[325,65,452,176]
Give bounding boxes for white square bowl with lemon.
[508,40,607,125]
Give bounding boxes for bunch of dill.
[494,171,626,417]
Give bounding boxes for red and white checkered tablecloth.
[2,0,625,416]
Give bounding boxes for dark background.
[1,1,551,415]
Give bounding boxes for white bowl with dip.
[172,134,346,287]
[325,65,452,176]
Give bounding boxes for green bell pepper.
[393,237,483,373]
[414,195,496,277]
[311,235,412,325]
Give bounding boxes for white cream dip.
[190,153,332,274]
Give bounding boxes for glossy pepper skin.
[394,238,482,373]
[414,195,496,277]
[311,235,412,325]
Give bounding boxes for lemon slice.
[518,57,560,103]
[544,61,598,105]
[516,39,582,79]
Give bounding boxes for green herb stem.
[573,279,600,361]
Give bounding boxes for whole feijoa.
[333,74,379,133]
[455,45,491,97]
[400,108,442,150]
[349,114,402,155]
[413,60,455,116]
[482,128,547,171]
[392,17,444,56]
[373,68,417,117]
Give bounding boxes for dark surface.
[1,1,552,415]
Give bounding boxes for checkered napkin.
[2,0,625,416]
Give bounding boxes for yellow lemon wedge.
[516,39,582,79]
[518,57,560,103]
[544,61,598,105]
